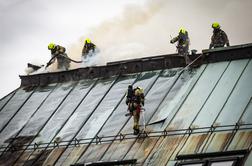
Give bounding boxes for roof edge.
[19,43,252,87]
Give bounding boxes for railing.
[1,123,251,153]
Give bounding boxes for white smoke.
[67,0,252,69]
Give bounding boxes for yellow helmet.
[48,43,55,50]
[85,38,91,44]
[212,22,220,29]
[179,28,187,34]
[135,87,144,95]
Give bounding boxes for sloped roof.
[0,43,252,166]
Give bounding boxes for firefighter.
[132,87,145,135]
[209,22,230,49]
[170,28,190,64]
[47,43,70,70]
[82,38,96,59]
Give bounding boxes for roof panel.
[32,79,95,145]
[126,137,159,165]
[214,59,252,126]
[144,135,186,166]
[167,61,229,130]
[75,74,138,141]
[42,147,65,166]
[77,143,111,164]
[55,147,74,166]
[0,87,34,132]
[239,98,252,124]
[151,65,207,125]
[102,139,136,161]
[204,132,232,153]
[0,84,56,146]
[245,150,252,166]
[55,76,117,142]
[142,68,181,124]
[60,146,87,165]
[227,130,252,150]
[0,91,15,112]
[192,59,249,129]
[18,82,75,137]
[179,134,209,155]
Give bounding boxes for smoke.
[67,0,252,68]
[68,0,169,68]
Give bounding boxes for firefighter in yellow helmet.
[170,28,190,64]
[209,22,230,49]
[47,43,70,70]
[82,38,96,59]
[130,86,144,135]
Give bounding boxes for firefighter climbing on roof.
[47,43,70,70]
[126,86,145,135]
[209,22,230,49]
[82,38,96,60]
[170,28,190,64]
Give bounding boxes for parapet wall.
[20,43,252,87]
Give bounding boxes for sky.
[0,0,252,98]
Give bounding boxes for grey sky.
[1,0,252,98]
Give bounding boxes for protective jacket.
[82,42,96,55]
[170,31,190,56]
[209,29,229,49]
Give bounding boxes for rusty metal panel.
[0,87,34,132]
[54,76,117,143]
[61,145,87,166]
[28,149,52,166]
[14,150,33,166]
[0,91,15,112]
[204,132,233,153]
[123,138,145,161]
[55,147,74,166]
[17,82,75,137]
[32,79,95,145]
[150,65,206,125]
[125,138,159,165]
[179,134,209,155]
[143,137,164,166]
[0,151,24,166]
[143,136,186,166]
[76,74,138,141]
[227,131,252,151]
[77,143,111,164]
[101,139,136,161]
[214,59,252,127]
[0,84,57,147]
[97,70,161,138]
[42,147,65,166]
[192,59,249,129]
[167,62,229,130]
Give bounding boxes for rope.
[177,53,204,74]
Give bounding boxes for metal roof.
[0,43,252,166]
